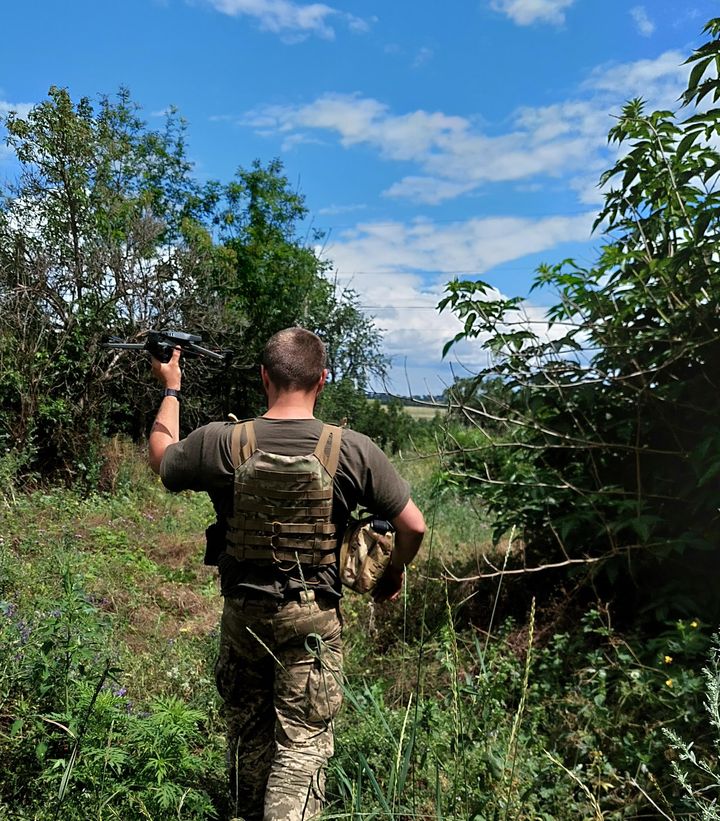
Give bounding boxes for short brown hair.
[262,328,327,391]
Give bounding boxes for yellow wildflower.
[690,620,699,629]
[664,655,673,664]
[665,678,673,688]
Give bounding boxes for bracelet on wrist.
[163,388,182,401]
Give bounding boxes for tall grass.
[0,438,716,819]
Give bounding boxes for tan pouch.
[339,517,394,594]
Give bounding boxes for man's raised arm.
[148,347,182,474]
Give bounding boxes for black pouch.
[204,521,225,566]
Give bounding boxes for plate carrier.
[224,421,343,568]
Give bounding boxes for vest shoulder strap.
[230,420,257,468]
[231,420,341,474]
[313,424,343,478]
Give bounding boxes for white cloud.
[630,6,655,37]
[320,212,596,390]
[412,47,434,69]
[246,92,593,195]
[383,176,478,204]
[0,99,34,164]
[346,13,373,34]
[0,99,34,119]
[247,95,468,159]
[202,0,369,39]
[244,49,688,205]
[327,212,595,278]
[489,0,575,26]
[317,202,367,216]
[585,49,685,101]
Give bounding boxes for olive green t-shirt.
[160,418,410,599]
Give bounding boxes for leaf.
[359,752,392,814]
[676,130,700,160]
[697,461,720,486]
[395,721,416,796]
[688,55,714,93]
[442,332,465,358]
[58,742,80,802]
[694,208,714,241]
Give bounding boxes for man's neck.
[263,392,316,419]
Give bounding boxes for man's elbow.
[393,499,426,539]
[148,446,162,476]
[406,515,426,541]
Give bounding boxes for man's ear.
[316,369,328,394]
[261,365,271,392]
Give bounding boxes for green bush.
[439,18,720,623]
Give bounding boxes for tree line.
[0,88,387,485]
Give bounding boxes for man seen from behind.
[148,327,425,821]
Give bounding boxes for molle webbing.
[225,421,342,567]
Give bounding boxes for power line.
[330,269,535,276]
[327,260,601,276]
[360,305,438,310]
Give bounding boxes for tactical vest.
[224,421,343,568]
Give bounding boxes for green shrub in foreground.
[0,567,221,820]
[330,600,713,819]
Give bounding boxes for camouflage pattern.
[338,518,394,594]
[216,591,343,821]
[225,422,341,570]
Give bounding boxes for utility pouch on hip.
[339,516,394,594]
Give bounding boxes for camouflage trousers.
[215,591,344,821]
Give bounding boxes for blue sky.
[1,0,715,394]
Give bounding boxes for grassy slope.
[0,445,715,819]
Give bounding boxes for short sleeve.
[160,422,234,492]
[363,440,411,519]
[338,431,410,520]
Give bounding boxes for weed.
[1,442,715,819]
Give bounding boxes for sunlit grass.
[0,442,715,819]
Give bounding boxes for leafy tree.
[438,18,720,620]
[180,160,388,421]
[0,87,205,478]
[307,279,388,388]
[0,90,390,480]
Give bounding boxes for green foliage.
[438,19,720,620]
[1,441,717,819]
[0,90,387,483]
[317,382,425,453]
[332,599,714,819]
[665,635,720,819]
[0,86,203,478]
[0,476,223,819]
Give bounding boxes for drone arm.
[186,341,227,361]
[103,342,147,351]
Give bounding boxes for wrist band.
[163,388,182,402]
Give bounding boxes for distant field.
[372,401,445,419]
[403,404,444,419]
